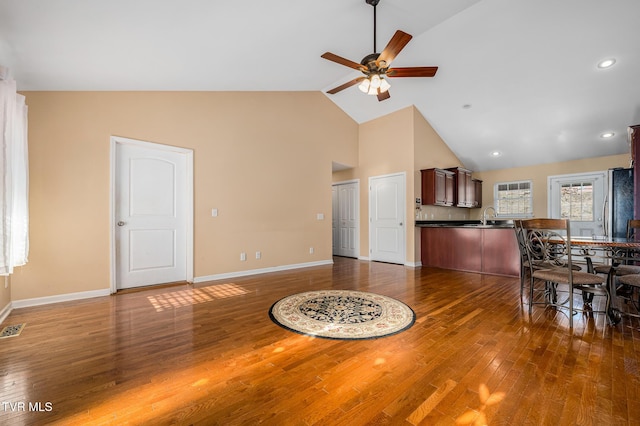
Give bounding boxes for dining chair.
[520,218,612,328]
[514,220,531,298]
[616,273,640,318]
[594,219,640,276]
[515,219,582,302]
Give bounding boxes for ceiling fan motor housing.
[361,53,386,76]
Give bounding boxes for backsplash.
[415,205,470,221]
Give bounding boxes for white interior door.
[114,138,192,290]
[332,181,359,258]
[332,186,338,254]
[548,171,606,237]
[369,173,405,264]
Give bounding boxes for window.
[494,180,533,217]
[1,78,29,275]
[560,181,593,221]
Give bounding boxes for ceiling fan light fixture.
[379,77,391,93]
[367,83,378,96]
[370,74,381,89]
[358,78,371,93]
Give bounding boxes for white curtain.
[0,78,29,275]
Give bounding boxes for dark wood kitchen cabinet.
[472,178,483,208]
[446,167,474,208]
[420,227,519,277]
[421,168,454,206]
[420,227,482,272]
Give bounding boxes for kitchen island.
[416,220,520,277]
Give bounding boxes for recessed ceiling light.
[600,132,615,139]
[490,150,502,157]
[597,58,616,69]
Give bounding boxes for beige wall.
[12,91,358,300]
[358,108,415,261]
[0,277,9,312]
[473,153,632,219]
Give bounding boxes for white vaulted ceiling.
[1,0,638,171]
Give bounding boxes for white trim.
[406,261,422,268]
[0,301,12,324]
[193,260,334,283]
[110,136,194,294]
[358,256,370,261]
[332,178,360,185]
[11,289,111,309]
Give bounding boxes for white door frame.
[368,172,406,264]
[109,136,194,293]
[332,179,360,258]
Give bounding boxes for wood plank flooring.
[1,257,640,425]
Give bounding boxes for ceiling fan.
[321,0,438,102]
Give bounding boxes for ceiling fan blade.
[387,67,438,78]
[321,52,366,72]
[327,77,366,95]
[377,30,413,66]
[377,90,391,102]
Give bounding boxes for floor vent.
[1,323,26,339]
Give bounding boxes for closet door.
[332,181,359,258]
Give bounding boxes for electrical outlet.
[309,247,314,254]
[211,208,218,217]
[256,251,261,259]
[240,252,246,261]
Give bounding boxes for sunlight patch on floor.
[147,283,250,312]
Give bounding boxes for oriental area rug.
[269,290,416,340]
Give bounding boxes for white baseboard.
[11,289,111,309]
[193,259,334,283]
[0,301,12,324]
[356,256,420,267]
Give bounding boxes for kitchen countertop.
[415,220,515,229]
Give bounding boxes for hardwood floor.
[1,257,639,425]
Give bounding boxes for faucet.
[482,206,496,225]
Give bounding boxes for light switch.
[212,208,218,217]
[316,213,324,220]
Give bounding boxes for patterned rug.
[269,290,415,340]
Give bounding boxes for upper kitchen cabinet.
[421,168,454,206]
[446,167,474,208]
[472,178,483,208]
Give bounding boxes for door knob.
[117,221,126,226]
[399,222,403,226]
